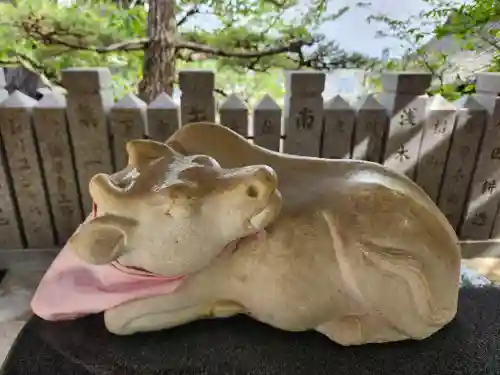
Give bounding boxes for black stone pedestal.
[2,286,500,375]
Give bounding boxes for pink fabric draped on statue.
[30,244,187,321]
[31,201,191,321]
[31,201,261,321]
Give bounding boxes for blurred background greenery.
[0,0,497,104]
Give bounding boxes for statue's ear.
[126,139,178,168]
[68,215,137,265]
[166,139,188,155]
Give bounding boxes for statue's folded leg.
[316,314,409,346]
[104,297,210,335]
[322,210,455,343]
[358,247,456,341]
[316,316,363,346]
[104,296,246,335]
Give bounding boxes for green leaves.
[368,0,499,101]
[0,0,144,95]
[431,0,499,52]
[0,0,376,103]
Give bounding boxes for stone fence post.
[109,93,148,170]
[179,70,216,125]
[377,72,432,179]
[0,68,23,248]
[0,91,54,248]
[283,71,325,157]
[415,94,456,202]
[147,93,180,142]
[461,72,500,239]
[322,95,355,159]
[219,94,248,137]
[438,96,487,231]
[33,93,83,244]
[352,94,388,163]
[253,94,281,152]
[62,68,114,214]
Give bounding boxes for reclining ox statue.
[32,122,461,346]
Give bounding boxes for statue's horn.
[126,139,177,168]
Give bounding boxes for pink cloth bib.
[31,203,262,321]
[31,244,186,321]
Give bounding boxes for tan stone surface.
[0,321,25,367]
[0,91,54,248]
[219,94,248,137]
[416,95,456,203]
[62,68,114,214]
[461,240,500,283]
[322,95,355,159]
[460,75,500,239]
[178,70,216,125]
[51,122,462,347]
[463,258,500,284]
[110,94,148,170]
[253,94,281,152]
[147,93,180,141]
[283,71,325,157]
[0,259,49,367]
[352,94,388,163]
[438,96,486,232]
[33,93,83,244]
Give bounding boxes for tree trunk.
[138,0,177,103]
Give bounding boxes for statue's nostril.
[246,185,259,198]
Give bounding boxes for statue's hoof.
[210,301,245,317]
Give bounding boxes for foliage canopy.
[0,0,377,103]
[369,0,500,100]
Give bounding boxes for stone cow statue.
[32,122,461,346]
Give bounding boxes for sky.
[184,0,474,59]
[178,0,474,100]
[183,0,440,58]
[317,0,436,58]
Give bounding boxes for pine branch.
[177,5,200,27]
[31,33,310,58]
[21,18,312,59]
[175,38,308,58]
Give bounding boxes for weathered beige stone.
[0,150,20,249]
[438,96,486,231]
[416,95,456,202]
[252,94,281,152]
[378,72,432,179]
[33,93,83,244]
[322,95,355,159]
[62,68,114,214]
[63,123,460,346]
[283,71,325,157]
[352,94,388,162]
[178,70,216,125]
[61,68,112,94]
[476,72,500,95]
[382,72,432,95]
[0,69,21,248]
[219,94,248,137]
[110,94,148,170]
[147,93,179,141]
[0,91,54,248]
[460,73,500,240]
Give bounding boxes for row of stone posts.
[1,67,500,250]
